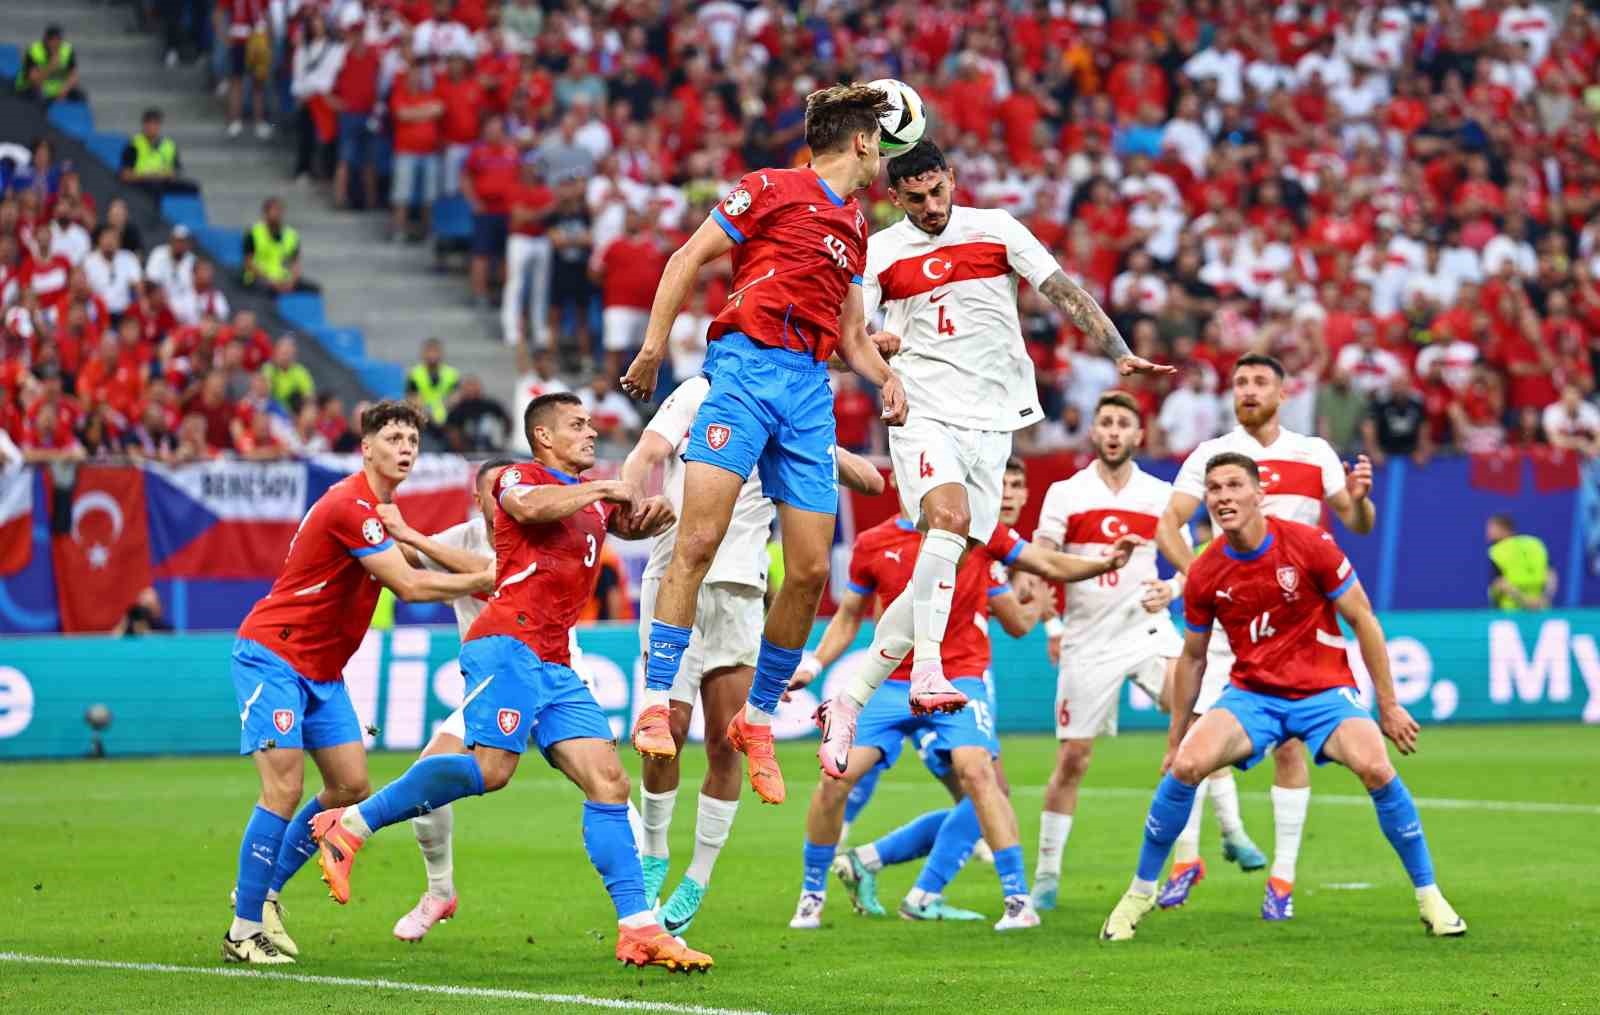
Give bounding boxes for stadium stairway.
[7,0,516,405]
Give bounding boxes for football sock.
[626,799,645,851]
[844,591,912,707]
[746,638,801,723]
[1173,791,1204,864]
[643,620,691,697]
[1370,776,1435,888]
[684,793,739,885]
[582,801,650,920]
[1207,770,1246,839]
[234,805,288,929]
[352,753,485,836]
[412,802,455,899]
[1270,784,1310,883]
[872,808,949,867]
[1137,775,1198,883]
[844,763,883,823]
[802,840,836,894]
[913,797,981,895]
[910,529,965,666]
[640,787,677,858]
[268,796,324,893]
[1036,810,1073,878]
[993,844,1028,898]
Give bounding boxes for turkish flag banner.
[50,466,151,632]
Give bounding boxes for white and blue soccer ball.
[869,78,926,157]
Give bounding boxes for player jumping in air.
[1027,390,1235,910]
[618,375,884,933]
[1100,452,1465,941]
[223,401,494,964]
[790,459,1140,931]
[618,83,908,806]
[309,394,714,973]
[1154,353,1374,919]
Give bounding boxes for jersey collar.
[811,168,847,207]
[541,464,580,485]
[1223,528,1274,561]
[894,518,918,532]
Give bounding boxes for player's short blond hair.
[804,83,892,155]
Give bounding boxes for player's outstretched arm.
[836,287,907,425]
[501,479,633,525]
[1010,534,1141,584]
[1326,455,1377,534]
[619,431,673,499]
[610,495,675,540]
[376,504,490,575]
[620,218,735,402]
[1333,577,1419,754]
[1163,629,1210,771]
[1157,491,1202,574]
[1038,270,1175,376]
[834,447,885,495]
[358,544,494,603]
[784,588,869,699]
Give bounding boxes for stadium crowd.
[6,0,1600,469]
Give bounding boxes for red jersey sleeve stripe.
[711,208,746,244]
[349,537,393,558]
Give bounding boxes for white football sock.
[640,788,677,858]
[341,805,373,839]
[265,889,279,903]
[641,688,671,711]
[1036,811,1073,878]
[1129,877,1157,896]
[905,887,938,909]
[619,909,656,929]
[910,529,965,666]
[743,702,773,725]
[229,917,264,940]
[855,842,883,872]
[844,590,913,707]
[1207,770,1246,839]
[627,799,645,852]
[684,793,739,885]
[412,803,455,899]
[1173,791,1204,864]
[1270,784,1310,883]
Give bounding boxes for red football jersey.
[238,472,393,682]
[1183,518,1358,699]
[845,518,1023,680]
[465,461,614,665]
[708,166,868,362]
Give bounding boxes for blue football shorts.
[458,635,614,764]
[684,331,838,515]
[1215,684,1372,771]
[858,676,999,777]
[231,637,362,755]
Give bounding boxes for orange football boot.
[310,807,366,904]
[630,704,677,759]
[726,712,785,804]
[616,922,713,973]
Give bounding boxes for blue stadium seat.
[308,325,365,368]
[357,361,406,398]
[46,100,94,140]
[276,292,326,331]
[85,132,127,170]
[432,195,472,241]
[0,44,21,84]
[195,225,243,272]
[159,193,207,230]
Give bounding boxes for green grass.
[3,726,1598,1014]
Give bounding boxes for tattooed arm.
[1038,270,1175,376]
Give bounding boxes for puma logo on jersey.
[884,550,902,562]
[1217,588,1234,601]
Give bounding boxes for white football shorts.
[638,577,763,703]
[888,414,1012,541]
[1055,647,1171,740]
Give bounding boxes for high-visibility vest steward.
[245,222,300,286]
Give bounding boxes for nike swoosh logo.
[663,913,691,932]
[937,582,954,590]
[929,291,950,303]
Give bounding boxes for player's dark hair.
[1004,456,1026,475]
[524,391,583,444]
[805,83,892,155]
[1095,390,1143,424]
[1233,353,1286,380]
[1205,452,1260,484]
[476,456,516,485]
[886,140,949,189]
[360,399,425,436]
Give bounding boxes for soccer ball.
[869,78,926,157]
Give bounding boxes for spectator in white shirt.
[1111,251,1169,318]
[46,199,92,265]
[170,258,229,326]
[1158,365,1222,458]
[1482,214,1538,278]
[579,372,642,449]
[1058,337,1119,424]
[1416,336,1480,393]
[1130,185,1185,263]
[83,226,143,316]
[1245,40,1296,97]
[569,96,613,162]
[1497,3,1556,64]
[1295,35,1352,91]
[1440,225,1485,288]
[145,224,196,294]
[509,347,570,455]
[1335,321,1408,397]
[1161,94,1212,178]
[1182,28,1246,104]
[1542,385,1600,456]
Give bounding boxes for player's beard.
[1096,444,1133,468]
[1234,399,1277,428]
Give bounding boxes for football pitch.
[3,725,1596,1014]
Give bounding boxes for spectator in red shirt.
[220,309,272,371]
[435,52,483,196]
[329,11,381,210]
[1105,36,1170,122]
[590,208,670,375]
[502,159,555,351]
[181,370,234,452]
[1492,305,1559,413]
[234,404,289,461]
[77,334,145,420]
[389,58,445,242]
[461,115,520,307]
[20,398,84,462]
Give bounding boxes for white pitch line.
[0,952,773,1015]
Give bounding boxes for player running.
[1154,353,1374,919]
[617,376,884,934]
[223,401,494,965]
[816,138,1172,743]
[1025,391,1252,910]
[789,459,1139,931]
[1100,453,1466,942]
[618,84,908,807]
[309,393,714,973]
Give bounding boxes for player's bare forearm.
[620,431,673,496]
[836,304,893,387]
[411,536,491,576]
[812,592,867,667]
[990,590,1038,638]
[834,447,884,495]
[405,568,495,603]
[1039,270,1131,362]
[502,482,621,525]
[1012,542,1113,583]
[1334,580,1394,704]
[1158,494,1200,572]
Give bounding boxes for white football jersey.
[419,518,493,641]
[1035,463,1180,654]
[862,205,1057,433]
[641,376,773,591]
[1173,425,1346,529]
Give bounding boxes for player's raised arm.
[500,477,633,525]
[835,285,907,425]
[1157,488,1202,573]
[1009,534,1142,584]
[1037,270,1174,377]
[357,543,493,603]
[834,446,885,495]
[785,586,869,699]
[620,217,736,402]
[1331,576,1419,754]
[1325,455,1377,534]
[620,430,674,495]
[376,504,490,574]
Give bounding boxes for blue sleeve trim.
[1327,573,1358,601]
[1184,619,1211,633]
[1001,541,1025,566]
[846,580,874,597]
[850,273,863,285]
[711,207,746,244]
[349,538,394,559]
[987,584,1010,599]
